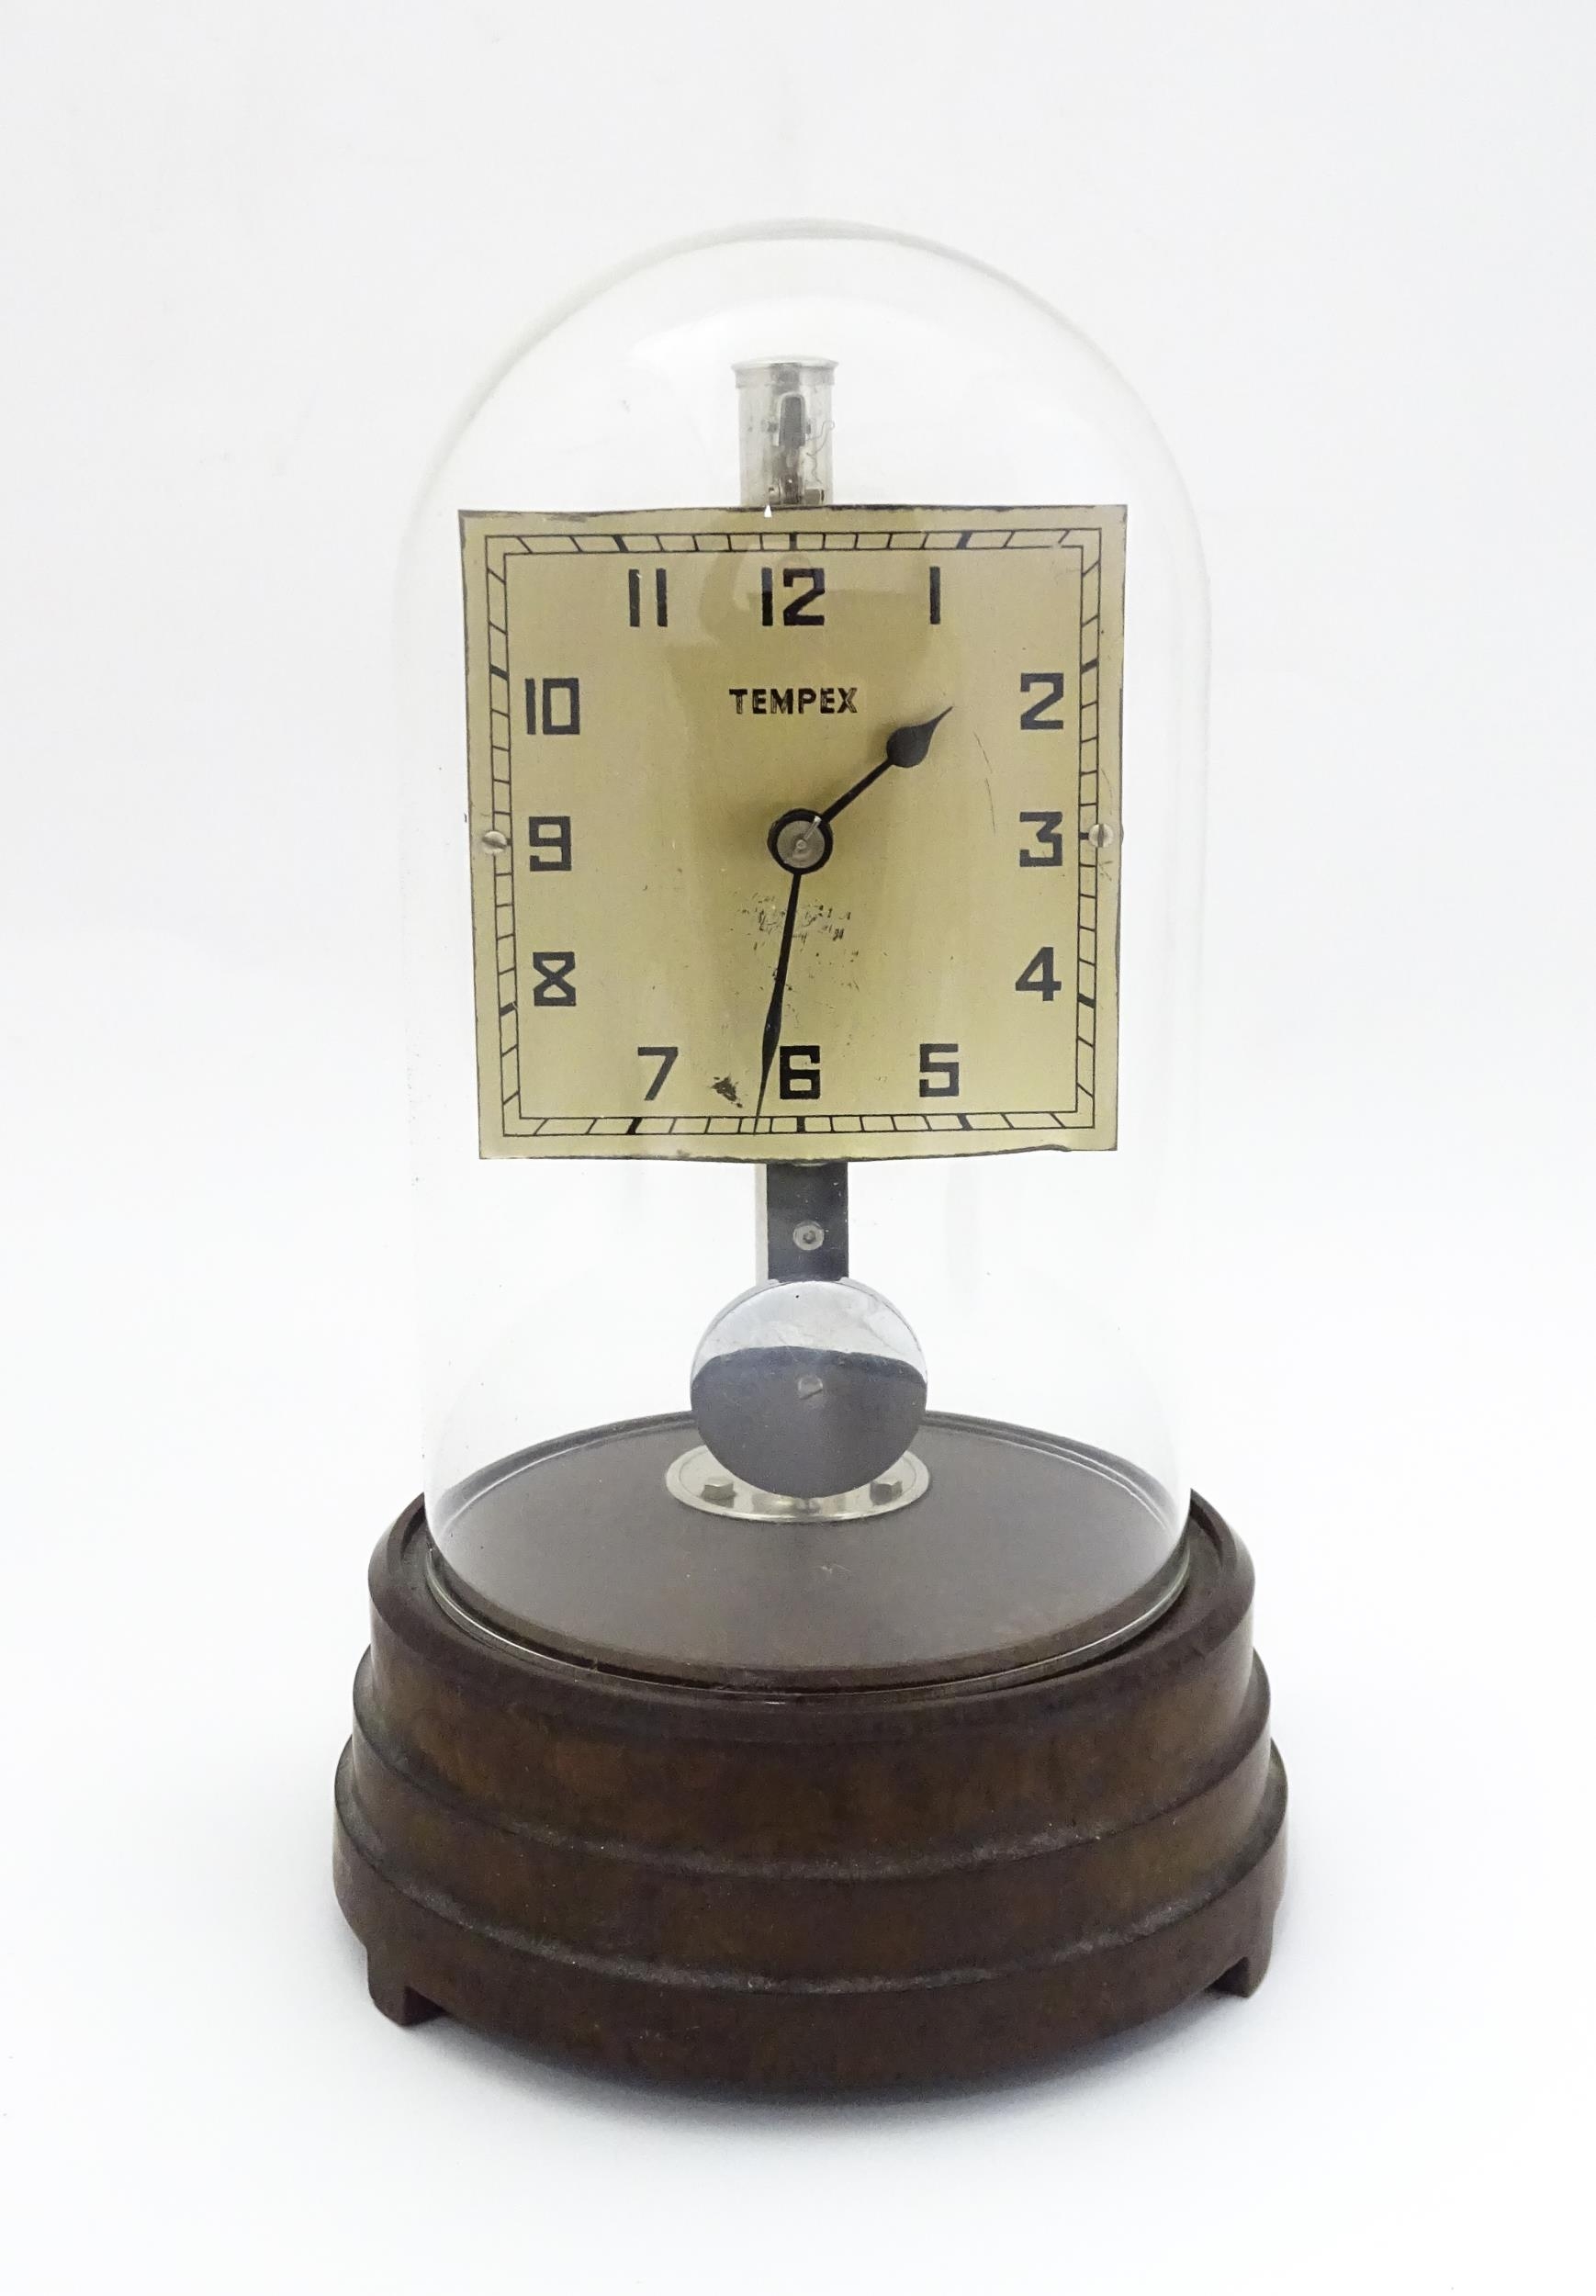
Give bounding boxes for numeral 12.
[761,567,826,626]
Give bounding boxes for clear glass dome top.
[396,224,1209,1690]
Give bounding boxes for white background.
[2,4,1591,2290]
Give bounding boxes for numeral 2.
[1019,670,1067,731]
[761,567,826,627]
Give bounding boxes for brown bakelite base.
[334,1492,1285,2092]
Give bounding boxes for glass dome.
[395,222,1209,1689]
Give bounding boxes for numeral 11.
[628,567,669,627]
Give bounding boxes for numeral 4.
[1015,946,1062,1002]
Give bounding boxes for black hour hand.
[822,706,953,826]
[885,706,953,770]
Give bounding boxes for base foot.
[1212,1929,1276,1998]
[365,1955,443,2028]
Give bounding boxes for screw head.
[479,827,511,853]
[792,1221,826,1253]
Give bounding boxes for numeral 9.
[527,815,571,871]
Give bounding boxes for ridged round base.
[333,1488,1285,2092]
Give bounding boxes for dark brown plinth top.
[431,1409,1185,1690]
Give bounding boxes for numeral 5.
[918,1042,961,1097]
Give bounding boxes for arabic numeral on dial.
[526,816,571,871]
[531,951,577,1007]
[918,1042,961,1097]
[761,566,826,627]
[1018,670,1067,731]
[1015,946,1062,1002]
[779,1044,821,1099]
[1018,810,1064,867]
[628,567,668,627]
[637,1044,678,1101]
[524,676,581,735]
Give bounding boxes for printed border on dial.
[465,508,1122,1158]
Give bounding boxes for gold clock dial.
[461,505,1123,1161]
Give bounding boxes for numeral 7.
[637,1045,679,1101]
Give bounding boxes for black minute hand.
[820,706,952,825]
[755,869,804,1120]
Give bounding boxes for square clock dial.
[462,505,1125,1161]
